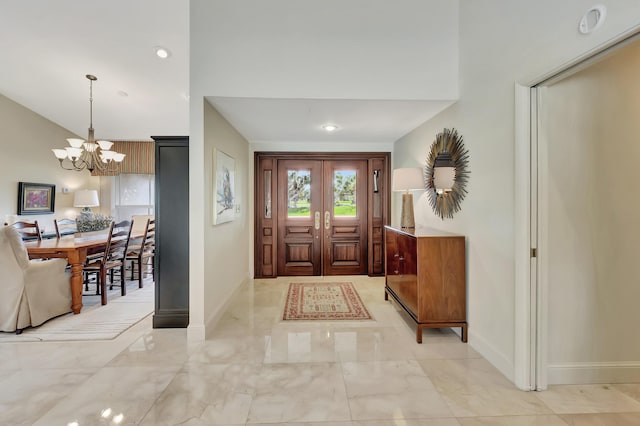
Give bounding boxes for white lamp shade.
[52,148,68,159]
[392,167,424,192]
[97,140,113,150]
[434,166,456,193]
[73,189,100,208]
[66,138,85,148]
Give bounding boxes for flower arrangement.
[76,212,113,232]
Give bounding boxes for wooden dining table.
[25,232,139,314]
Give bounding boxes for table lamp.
[73,189,99,213]
[392,167,424,228]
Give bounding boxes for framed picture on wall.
[213,149,235,225]
[17,182,55,215]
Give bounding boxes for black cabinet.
[152,136,189,328]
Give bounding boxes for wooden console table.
[384,225,467,343]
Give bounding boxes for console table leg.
[384,290,388,301]
[461,323,468,342]
[416,325,423,344]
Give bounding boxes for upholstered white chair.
[0,226,71,333]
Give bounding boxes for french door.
[255,152,389,278]
[276,159,367,275]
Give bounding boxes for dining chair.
[107,220,134,289]
[0,226,71,333]
[53,218,77,238]
[126,218,155,288]
[83,220,132,305]
[4,220,41,241]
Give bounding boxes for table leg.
[67,249,87,314]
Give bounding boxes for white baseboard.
[468,328,515,383]
[187,323,206,341]
[203,277,248,336]
[548,361,640,384]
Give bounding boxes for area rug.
[283,282,373,320]
[0,282,154,342]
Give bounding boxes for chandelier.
[52,74,125,172]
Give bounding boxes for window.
[113,174,154,222]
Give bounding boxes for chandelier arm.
[57,159,83,171]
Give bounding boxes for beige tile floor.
[1,276,640,425]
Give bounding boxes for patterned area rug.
[283,282,372,320]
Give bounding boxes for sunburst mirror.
[424,128,470,219]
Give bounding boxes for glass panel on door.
[287,170,311,217]
[333,170,357,217]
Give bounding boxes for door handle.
[314,211,320,230]
[324,211,330,230]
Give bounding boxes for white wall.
[203,100,251,325]
[541,39,640,384]
[393,1,640,381]
[0,93,101,232]
[194,0,459,100]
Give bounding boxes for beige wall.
[542,39,640,384]
[0,93,100,232]
[199,100,250,334]
[393,1,640,382]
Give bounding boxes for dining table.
[24,231,140,314]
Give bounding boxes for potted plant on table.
[76,212,113,236]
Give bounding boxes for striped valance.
[92,141,155,176]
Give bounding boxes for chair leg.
[138,256,143,288]
[121,264,127,296]
[100,269,107,305]
[95,272,101,295]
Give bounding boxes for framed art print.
[213,149,235,225]
[18,182,55,215]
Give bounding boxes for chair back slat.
[4,221,41,241]
[104,220,132,264]
[54,218,77,238]
[141,219,155,254]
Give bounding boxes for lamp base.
[400,192,415,228]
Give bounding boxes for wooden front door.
[276,159,368,276]
[322,160,367,275]
[276,159,323,275]
[255,152,389,278]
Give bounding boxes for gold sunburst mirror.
[424,128,470,219]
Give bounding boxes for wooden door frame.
[254,152,390,277]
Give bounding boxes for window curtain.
[91,141,155,176]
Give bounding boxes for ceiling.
[1,1,458,145]
[207,97,455,144]
[0,0,189,141]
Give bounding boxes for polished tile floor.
[1,276,640,425]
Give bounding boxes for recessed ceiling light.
[322,124,338,132]
[155,46,171,59]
